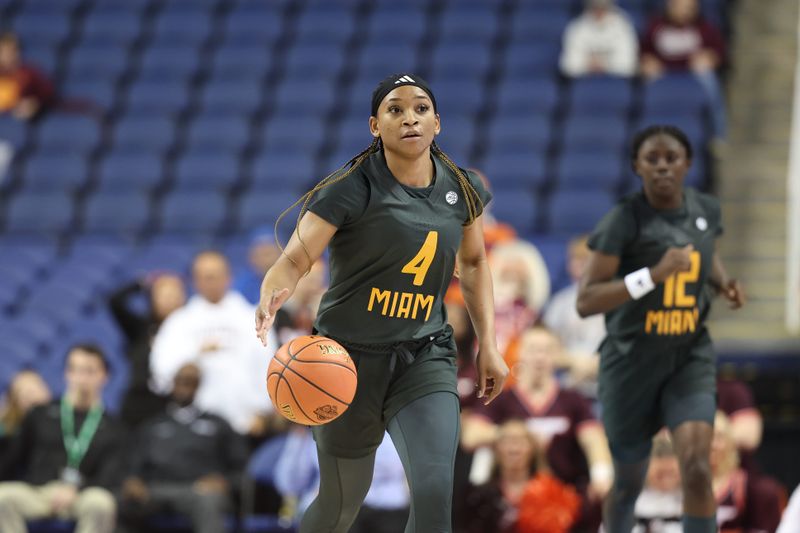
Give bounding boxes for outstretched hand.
[255,288,290,346]
[476,344,509,405]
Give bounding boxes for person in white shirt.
[560,0,639,78]
[149,251,278,435]
[778,483,800,533]
[543,235,605,397]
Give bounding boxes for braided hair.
[274,139,485,274]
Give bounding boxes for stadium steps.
[709,0,799,348]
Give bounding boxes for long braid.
[273,137,381,273]
[431,141,484,225]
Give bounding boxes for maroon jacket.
[641,15,725,70]
[0,64,55,112]
[717,469,783,533]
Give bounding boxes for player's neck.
[645,189,683,210]
[384,148,434,188]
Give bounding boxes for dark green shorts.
[311,327,458,459]
[598,333,717,462]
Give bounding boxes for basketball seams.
[270,356,351,406]
[278,374,316,425]
[287,337,328,357]
[288,358,358,378]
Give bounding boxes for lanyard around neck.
[60,396,104,469]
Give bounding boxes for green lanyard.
[60,396,104,470]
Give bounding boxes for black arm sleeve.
[107,281,148,343]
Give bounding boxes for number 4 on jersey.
[402,231,438,286]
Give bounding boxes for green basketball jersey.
[307,151,491,345]
[588,188,723,355]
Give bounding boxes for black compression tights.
[299,392,460,533]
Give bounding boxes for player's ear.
[434,113,441,136]
[369,116,380,138]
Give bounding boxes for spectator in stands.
[640,0,727,138]
[462,420,581,533]
[117,363,247,533]
[778,483,800,533]
[274,259,327,343]
[717,376,763,472]
[0,370,51,441]
[149,251,279,437]
[461,325,612,532]
[108,273,186,429]
[560,0,639,78]
[633,434,683,532]
[0,32,55,122]
[489,240,551,359]
[712,411,782,533]
[234,227,282,305]
[0,344,123,533]
[543,235,606,398]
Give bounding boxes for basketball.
[267,335,357,426]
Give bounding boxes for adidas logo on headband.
[395,75,415,84]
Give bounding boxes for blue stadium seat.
[13,9,71,45]
[159,192,228,233]
[65,238,133,270]
[80,6,143,44]
[126,79,190,114]
[430,43,492,80]
[5,193,74,233]
[568,75,635,116]
[486,115,552,154]
[489,188,539,234]
[0,242,56,273]
[509,8,571,43]
[294,6,355,44]
[0,337,38,367]
[431,81,484,120]
[22,152,89,191]
[66,43,129,80]
[222,5,283,45]
[186,114,250,151]
[366,6,427,41]
[561,114,629,152]
[482,152,548,190]
[113,114,177,153]
[20,43,57,75]
[35,114,101,153]
[251,152,316,191]
[236,191,301,232]
[642,74,709,116]
[173,150,241,190]
[262,115,326,153]
[200,78,262,114]
[152,11,212,45]
[438,8,499,43]
[60,77,117,110]
[0,115,30,150]
[503,40,561,79]
[138,45,200,81]
[546,189,615,235]
[494,78,559,117]
[82,191,150,233]
[357,44,418,78]
[25,282,94,324]
[96,151,164,192]
[555,148,625,190]
[272,81,334,116]
[282,43,346,81]
[212,42,271,80]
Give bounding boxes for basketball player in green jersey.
[254,74,508,533]
[577,125,745,533]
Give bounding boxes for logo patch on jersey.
[695,217,708,231]
[446,191,458,205]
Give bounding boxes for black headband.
[370,73,437,117]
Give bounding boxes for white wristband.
[624,267,655,300]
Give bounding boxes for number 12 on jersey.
[402,231,438,286]
[662,251,700,307]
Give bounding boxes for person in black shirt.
[0,344,124,533]
[107,273,186,428]
[117,362,247,533]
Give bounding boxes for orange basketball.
[267,335,357,426]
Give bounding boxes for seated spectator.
[640,0,727,138]
[778,483,800,533]
[276,259,327,343]
[560,0,639,78]
[717,376,763,472]
[272,428,409,531]
[542,235,606,398]
[0,344,124,533]
[462,420,580,533]
[712,411,782,533]
[117,363,247,533]
[0,32,55,121]
[149,251,279,437]
[108,273,186,429]
[0,370,51,443]
[633,434,683,533]
[489,240,551,359]
[234,227,282,305]
[462,326,612,532]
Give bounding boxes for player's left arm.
[457,214,509,405]
[576,422,614,500]
[708,242,745,309]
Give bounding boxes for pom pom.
[515,473,581,533]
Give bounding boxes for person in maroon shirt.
[717,377,763,473]
[640,0,727,139]
[0,32,55,121]
[712,411,783,533]
[462,325,613,532]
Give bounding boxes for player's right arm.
[255,212,337,345]
[577,245,695,318]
